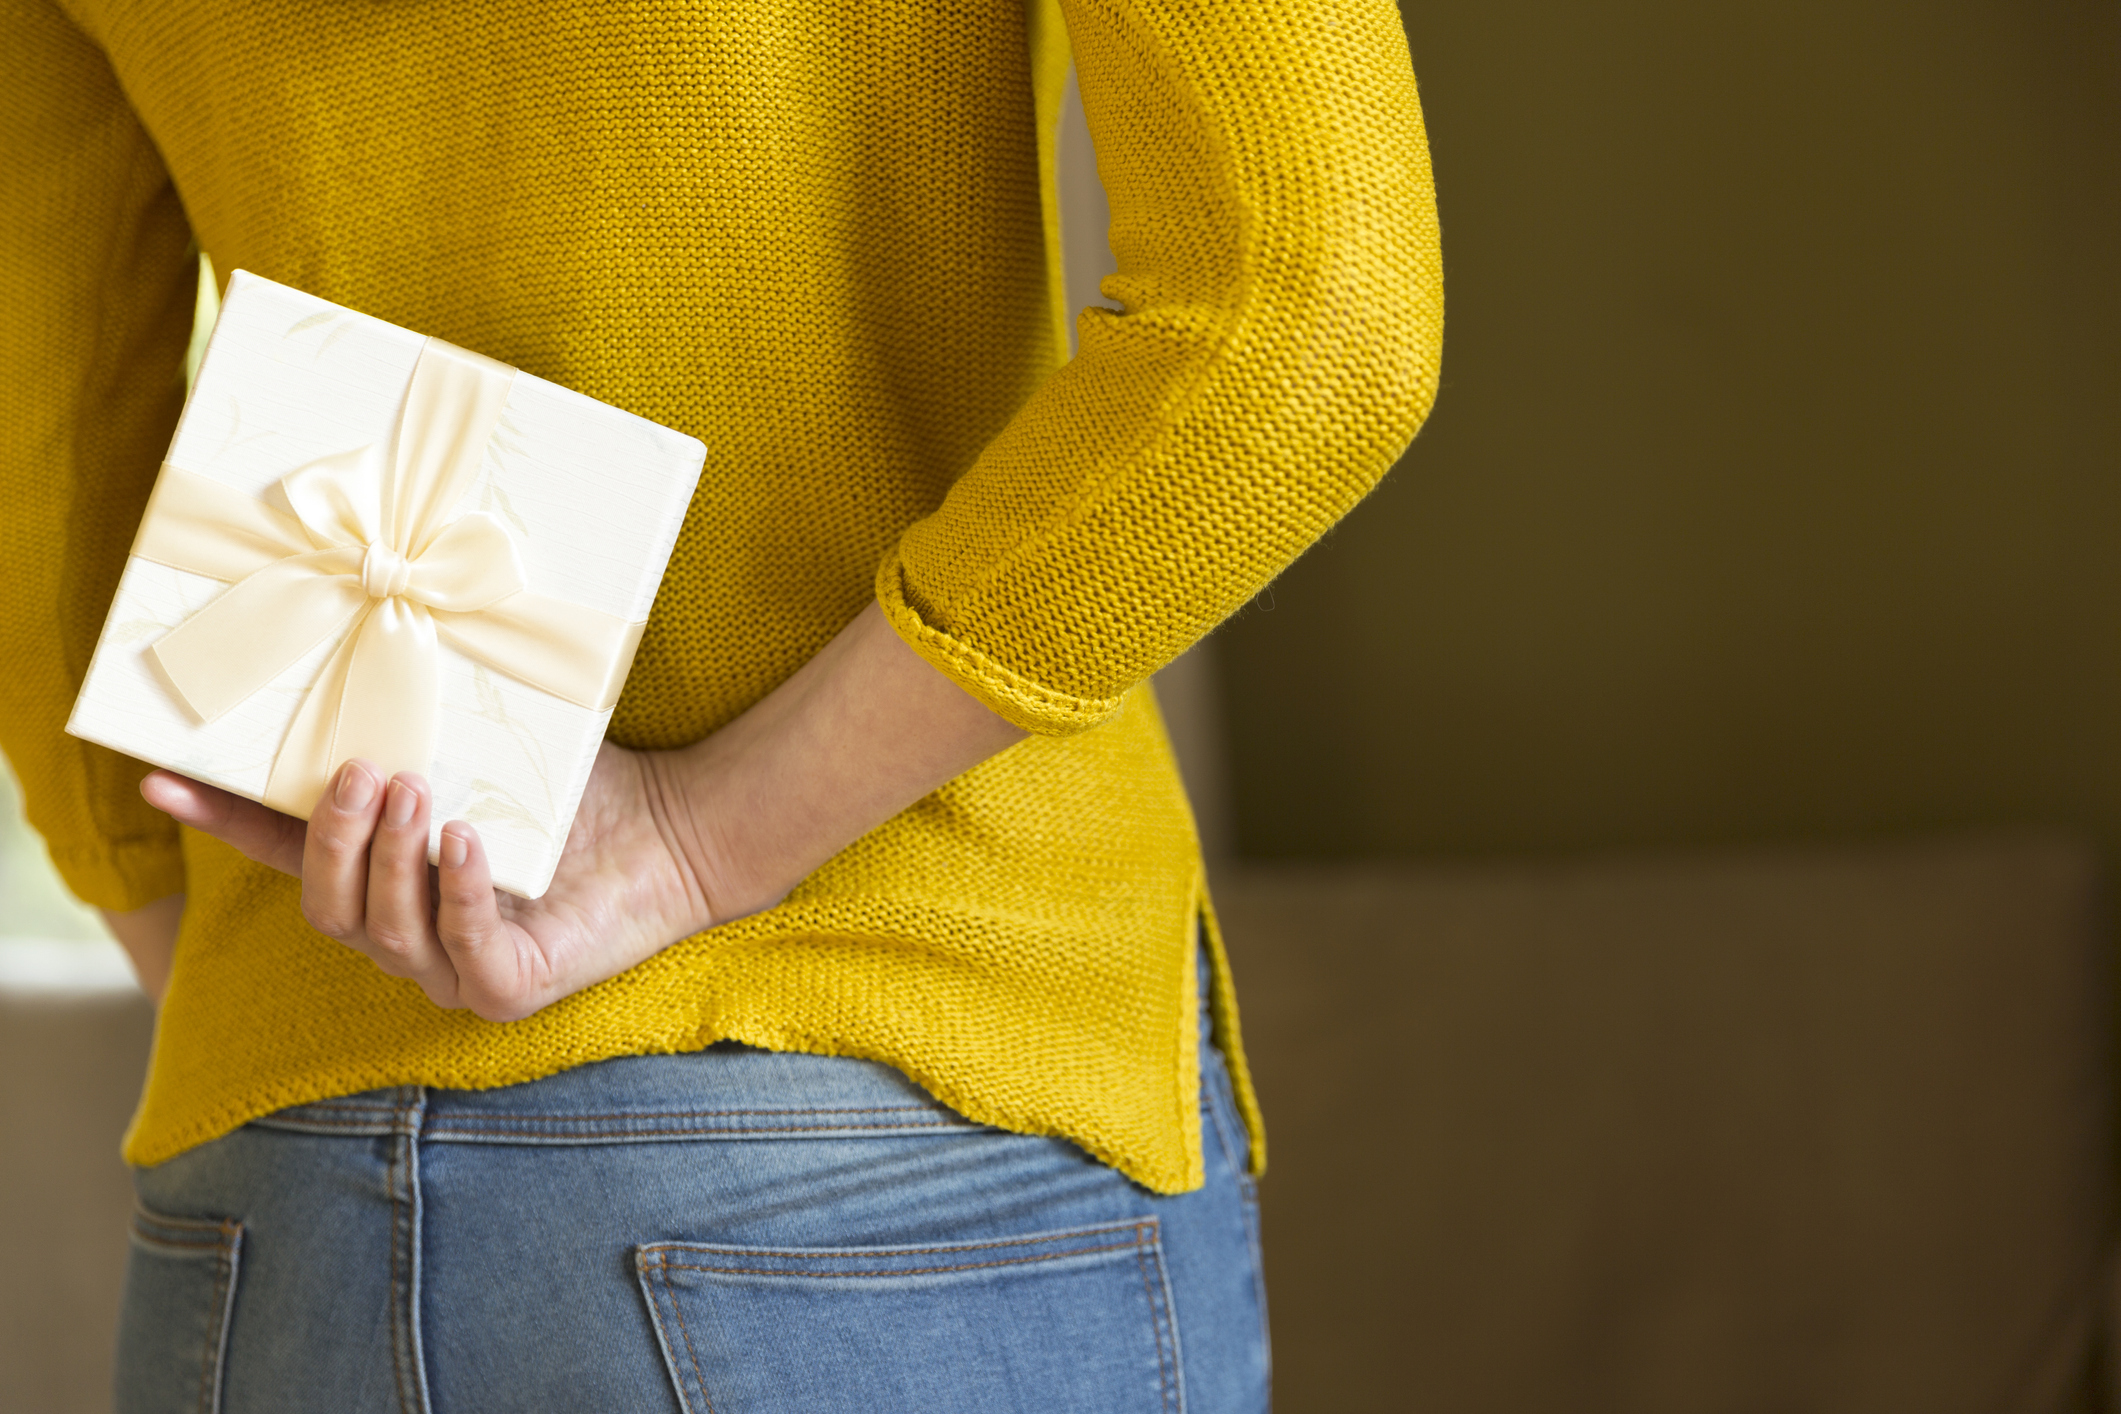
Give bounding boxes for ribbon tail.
[431,592,646,712]
[332,600,442,797]
[150,553,368,723]
[261,621,364,816]
[261,599,441,816]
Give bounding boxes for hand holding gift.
[138,602,1024,1021]
[139,743,709,1021]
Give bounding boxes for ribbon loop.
[281,446,386,551]
[130,338,649,817]
[402,512,526,612]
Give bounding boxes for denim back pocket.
[113,1206,244,1414]
[636,1218,1181,1414]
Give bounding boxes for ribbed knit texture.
[0,0,1441,1192]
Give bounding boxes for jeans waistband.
[251,1042,986,1145]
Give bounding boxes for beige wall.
[1219,0,2121,860]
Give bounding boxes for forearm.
[135,600,1026,1021]
[657,600,1028,921]
[99,892,183,1003]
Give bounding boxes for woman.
[1,0,1441,1409]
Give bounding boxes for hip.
[119,1023,1268,1414]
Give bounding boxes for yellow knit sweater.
[1,0,1441,1192]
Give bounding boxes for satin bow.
[132,340,645,817]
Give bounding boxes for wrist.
[637,740,783,928]
[99,892,184,1003]
[640,600,1027,934]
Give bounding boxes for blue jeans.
[116,984,1269,1413]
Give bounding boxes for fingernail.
[440,829,468,869]
[384,779,417,828]
[336,764,375,810]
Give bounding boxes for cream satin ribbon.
[132,340,646,817]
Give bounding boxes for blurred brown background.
[1195,1,2121,1411]
[1223,0,2119,864]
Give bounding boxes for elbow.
[1274,254,1445,497]
[1369,308,1444,468]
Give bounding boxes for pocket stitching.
[639,1219,1152,1268]
[649,1237,1146,1281]
[434,1104,958,1122]
[1131,1234,1179,1414]
[1201,1059,1270,1363]
[425,1119,969,1139]
[131,1206,238,1245]
[192,1224,240,1414]
[636,1259,695,1414]
[649,1259,721,1414]
[128,1205,243,1414]
[640,1219,1176,1413]
[129,1231,234,1255]
[1200,1055,1252,1185]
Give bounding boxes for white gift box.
[67,271,704,898]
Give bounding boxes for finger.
[434,823,531,1022]
[299,760,386,942]
[361,774,455,1002]
[142,770,306,876]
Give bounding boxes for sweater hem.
[122,1006,1208,1194]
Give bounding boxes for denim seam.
[386,1088,433,1414]
[194,1220,240,1414]
[430,1104,955,1121]
[275,1102,951,1122]
[254,1116,971,1139]
[131,1206,236,1242]
[1160,1232,1189,1414]
[1130,1222,1179,1414]
[1200,1068,1245,1181]
[646,1222,1150,1263]
[193,1238,217,1414]
[653,1262,719,1414]
[1134,1242,1168,1412]
[128,1234,229,1254]
[423,1119,970,1137]
[388,1095,411,1414]
[1201,1060,1269,1366]
[247,1116,398,1131]
[633,1256,701,1414]
[278,1102,401,1114]
[648,1241,1143,1280]
[129,1228,233,1253]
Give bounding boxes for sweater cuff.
[48,835,187,913]
[875,557,1125,737]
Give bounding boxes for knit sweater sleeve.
[875,0,1442,734]
[0,0,197,909]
